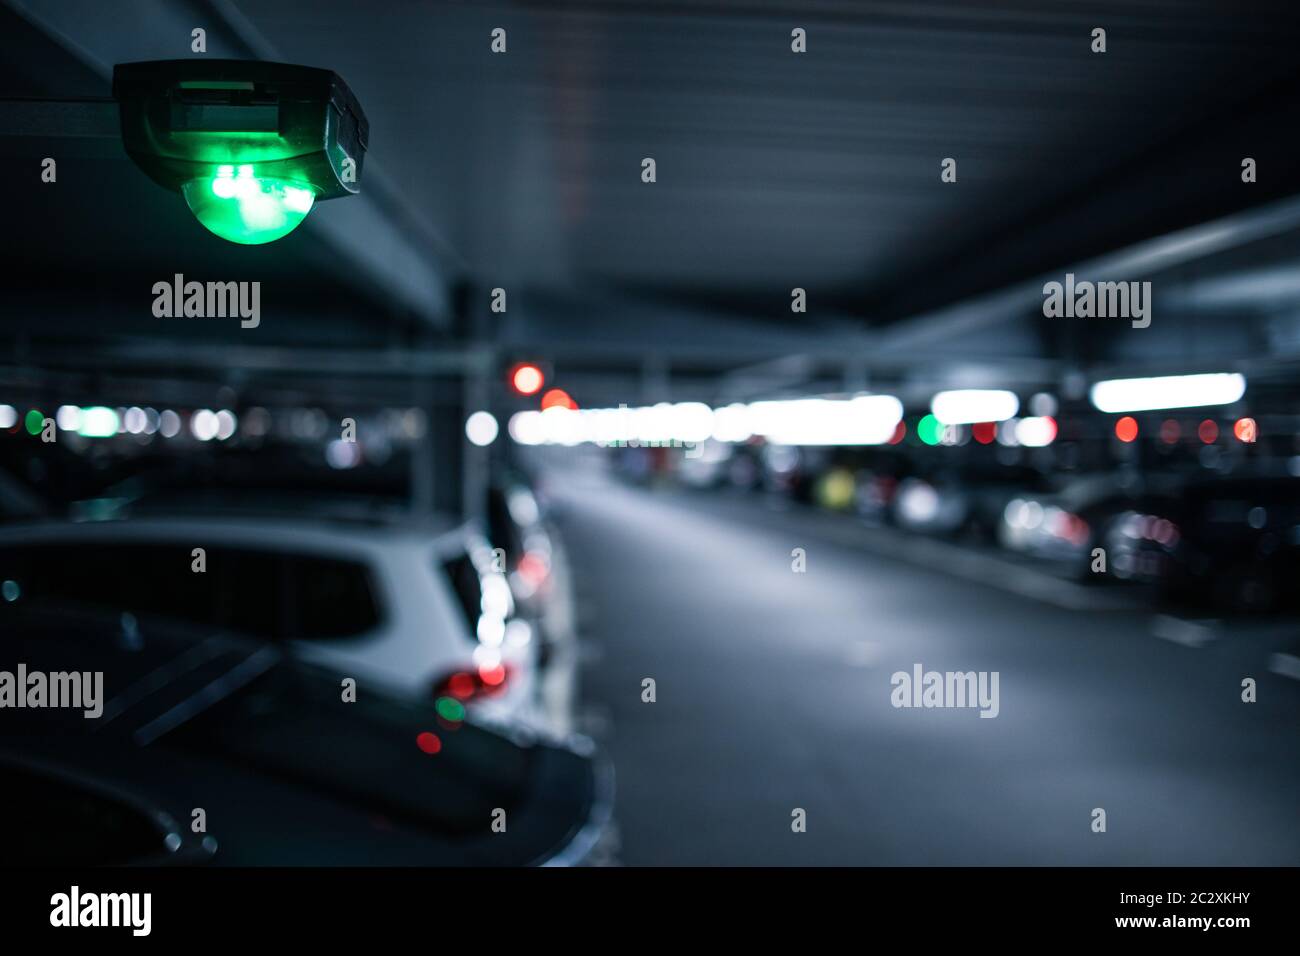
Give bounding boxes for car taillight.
[1053,511,1090,547]
[511,550,550,599]
[432,663,511,703]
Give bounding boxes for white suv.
[0,514,555,729]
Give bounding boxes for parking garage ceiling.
[5,0,1300,383]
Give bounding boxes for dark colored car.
[486,474,554,611]
[0,609,612,866]
[1155,475,1300,612]
[894,460,1055,543]
[484,471,582,730]
[1000,472,1184,581]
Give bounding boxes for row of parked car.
[629,438,1300,614]
[0,440,610,866]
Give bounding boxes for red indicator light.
[1198,419,1219,444]
[510,363,545,396]
[540,388,576,411]
[416,731,442,755]
[1115,416,1139,443]
[447,672,477,699]
[517,551,549,588]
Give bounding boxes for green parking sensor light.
[181,165,316,244]
[113,60,368,244]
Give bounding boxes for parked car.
[675,440,734,489]
[1155,474,1300,612]
[1000,472,1184,581]
[0,511,553,729]
[848,450,913,525]
[486,475,559,615]
[0,608,611,866]
[759,443,820,503]
[485,472,580,734]
[891,475,969,535]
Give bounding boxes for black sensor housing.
[112,59,368,200]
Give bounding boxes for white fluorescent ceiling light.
[508,396,903,446]
[1089,373,1246,413]
[931,389,1020,425]
[748,396,903,446]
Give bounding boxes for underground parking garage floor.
[554,466,1300,867]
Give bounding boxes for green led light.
[170,130,290,164]
[435,696,466,723]
[24,410,43,435]
[917,414,942,446]
[181,166,316,244]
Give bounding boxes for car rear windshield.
[441,551,482,631]
[486,488,524,563]
[0,541,382,641]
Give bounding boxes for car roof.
[121,486,409,520]
[1044,472,1185,511]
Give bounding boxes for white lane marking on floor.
[1151,614,1220,647]
[1267,652,1300,681]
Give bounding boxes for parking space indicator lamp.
[113,60,368,246]
[182,165,316,244]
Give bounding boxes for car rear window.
[286,552,383,639]
[486,488,524,564]
[0,541,381,641]
[441,551,481,632]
